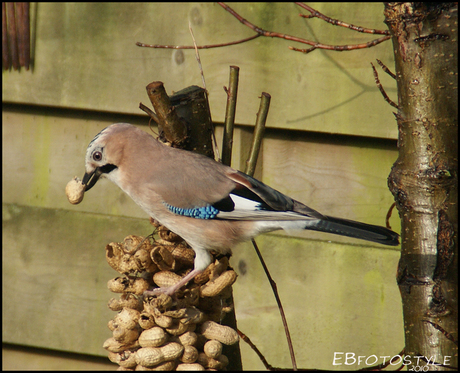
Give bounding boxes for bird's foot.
[143,286,177,297]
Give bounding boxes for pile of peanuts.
[103,225,239,370]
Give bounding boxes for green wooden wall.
[3,3,403,370]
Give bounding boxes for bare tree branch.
[237,329,274,370]
[371,62,398,108]
[219,2,391,53]
[296,2,390,35]
[136,34,260,50]
[376,58,396,79]
[136,3,391,54]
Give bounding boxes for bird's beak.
[82,168,102,191]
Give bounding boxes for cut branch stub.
[221,65,240,166]
[146,81,188,145]
[170,85,214,158]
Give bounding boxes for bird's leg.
[144,268,203,296]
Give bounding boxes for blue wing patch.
[164,202,219,219]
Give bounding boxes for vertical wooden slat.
[3,2,31,70]
[6,2,19,70]
[16,2,30,70]
[2,2,9,68]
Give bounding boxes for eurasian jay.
[81,123,399,295]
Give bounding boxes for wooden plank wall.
[3,3,403,370]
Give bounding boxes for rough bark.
[385,3,458,370]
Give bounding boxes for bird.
[81,123,399,295]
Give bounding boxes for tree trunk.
[384,3,458,370]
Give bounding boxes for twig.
[244,106,297,370]
[136,34,260,50]
[288,45,318,54]
[245,92,271,177]
[139,102,159,125]
[371,62,398,109]
[376,58,396,79]
[250,239,297,371]
[385,202,397,230]
[289,35,391,53]
[296,2,390,35]
[237,329,274,370]
[423,320,458,346]
[221,66,240,166]
[189,23,206,90]
[188,24,220,159]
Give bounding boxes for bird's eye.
[93,151,103,161]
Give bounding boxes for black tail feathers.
[305,215,399,246]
